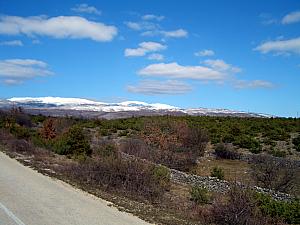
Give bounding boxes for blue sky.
[0,0,299,117]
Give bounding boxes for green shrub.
[97,144,117,158]
[211,166,225,180]
[292,136,300,152]
[152,165,171,190]
[255,193,300,224]
[10,125,31,139]
[54,126,91,157]
[190,186,210,204]
[270,149,286,158]
[235,136,262,153]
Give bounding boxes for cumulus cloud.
[234,80,275,89]
[147,53,164,61]
[71,3,101,15]
[0,59,53,85]
[137,62,273,90]
[138,62,224,80]
[0,15,117,42]
[203,59,241,73]
[254,37,300,55]
[127,79,192,95]
[0,40,23,46]
[195,49,215,57]
[124,41,166,57]
[282,11,300,24]
[142,14,165,21]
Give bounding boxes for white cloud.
[142,14,165,21]
[71,3,101,15]
[203,59,241,73]
[234,80,274,89]
[138,62,224,80]
[141,28,188,38]
[282,11,300,24]
[0,40,23,46]
[127,79,192,95]
[124,21,158,31]
[195,49,215,57]
[254,37,300,55]
[0,59,53,85]
[124,21,142,30]
[0,15,117,42]
[124,41,166,57]
[137,62,273,90]
[147,53,164,61]
[161,29,188,38]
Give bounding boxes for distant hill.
[0,97,272,119]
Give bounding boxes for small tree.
[54,126,91,157]
[190,186,210,204]
[41,118,56,140]
[211,166,225,180]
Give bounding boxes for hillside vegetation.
[0,107,299,225]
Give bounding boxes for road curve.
[0,152,151,225]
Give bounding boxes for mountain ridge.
[0,97,272,119]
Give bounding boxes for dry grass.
[193,159,254,185]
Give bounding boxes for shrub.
[54,126,91,157]
[41,118,56,140]
[211,166,225,180]
[292,136,300,152]
[251,155,299,193]
[215,143,240,160]
[235,135,262,154]
[190,186,210,204]
[270,149,286,158]
[9,125,31,139]
[8,139,33,153]
[256,193,300,224]
[66,158,166,201]
[152,165,171,190]
[97,144,118,158]
[211,186,283,225]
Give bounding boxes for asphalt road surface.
[0,151,151,225]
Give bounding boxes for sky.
[0,0,299,117]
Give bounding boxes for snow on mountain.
[7,97,178,112]
[8,97,108,106]
[3,97,271,117]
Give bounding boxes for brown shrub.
[64,157,168,201]
[40,118,56,140]
[210,186,286,225]
[251,155,299,194]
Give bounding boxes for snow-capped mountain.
[0,97,272,118]
[6,97,179,112]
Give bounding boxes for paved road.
[0,152,151,225]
